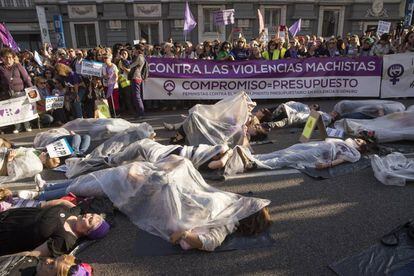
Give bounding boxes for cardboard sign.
[81,60,103,77]
[326,127,344,138]
[95,99,111,118]
[46,138,73,158]
[299,111,328,142]
[45,96,64,111]
[25,86,41,103]
[377,21,391,36]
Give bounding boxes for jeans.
[38,180,73,201]
[14,121,31,131]
[132,81,145,116]
[40,114,54,126]
[342,112,375,120]
[65,134,91,155]
[72,87,86,119]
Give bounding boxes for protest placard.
[46,138,73,158]
[299,111,327,142]
[377,21,391,36]
[213,9,235,26]
[81,60,103,77]
[0,97,38,127]
[25,86,41,103]
[45,96,64,111]
[34,51,43,67]
[326,127,344,138]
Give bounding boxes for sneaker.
[18,190,39,200]
[163,122,175,131]
[12,129,19,134]
[34,174,46,191]
[26,128,32,132]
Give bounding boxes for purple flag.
[289,19,302,37]
[184,2,197,33]
[0,23,20,52]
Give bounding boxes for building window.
[74,24,97,48]
[203,7,220,33]
[173,20,184,29]
[264,8,281,30]
[322,10,340,37]
[0,0,32,7]
[237,19,250,28]
[301,19,311,30]
[138,22,160,44]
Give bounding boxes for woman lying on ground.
[65,138,232,180]
[164,91,269,146]
[18,156,271,252]
[334,110,414,143]
[64,125,156,178]
[0,146,62,184]
[0,200,109,257]
[225,137,369,175]
[330,99,405,121]
[259,101,332,129]
[0,254,92,276]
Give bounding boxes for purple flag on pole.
[289,19,302,37]
[184,2,197,33]
[0,23,20,52]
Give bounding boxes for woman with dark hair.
[262,40,281,60]
[216,41,234,61]
[0,48,33,133]
[200,41,216,60]
[401,31,414,53]
[371,34,394,56]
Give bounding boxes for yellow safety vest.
[262,48,287,60]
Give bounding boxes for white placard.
[326,127,344,138]
[381,53,414,98]
[0,97,38,127]
[25,86,41,103]
[36,6,51,44]
[133,39,140,45]
[45,96,64,111]
[80,60,103,77]
[46,138,74,158]
[377,21,391,36]
[34,51,43,67]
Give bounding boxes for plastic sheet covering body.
[65,124,155,178]
[33,128,71,148]
[278,101,332,126]
[67,155,270,243]
[0,147,43,184]
[333,100,406,117]
[63,118,139,141]
[334,111,414,143]
[182,91,255,147]
[108,139,228,170]
[225,138,361,175]
[371,152,414,186]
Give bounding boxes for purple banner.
[148,57,382,79]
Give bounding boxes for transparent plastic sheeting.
[278,101,332,126]
[66,137,227,179]
[371,153,414,186]
[67,156,270,246]
[408,105,414,112]
[65,124,155,178]
[334,111,414,143]
[0,147,43,184]
[34,118,141,148]
[182,91,255,147]
[333,100,406,117]
[225,138,361,176]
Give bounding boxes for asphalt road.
[4,98,414,275]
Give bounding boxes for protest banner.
[25,87,41,103]
[0,97,38,127]
[46,138,74,158]
[36,6,51,44]
[53,15,66,48]
[377,21,391,36]
[145,57,382,100]
[45,96,64,111]
[299,111,327,143]
[81,60,103,77]
[213,9,235,26]
[381,53,414,98]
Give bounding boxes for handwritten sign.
[81,60,103,77]
[0,97,38,127]
[326,127,344,138]
[45,96,64,111]
[377,21,391,36]
[46,138,73,158]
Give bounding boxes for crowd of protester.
[0,28,413,134]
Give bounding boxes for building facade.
[0,0,408,49]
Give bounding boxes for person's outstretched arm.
[315,158,346,170]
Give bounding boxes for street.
[4,98,414,275]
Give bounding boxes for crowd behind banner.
[0,27,413,133]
